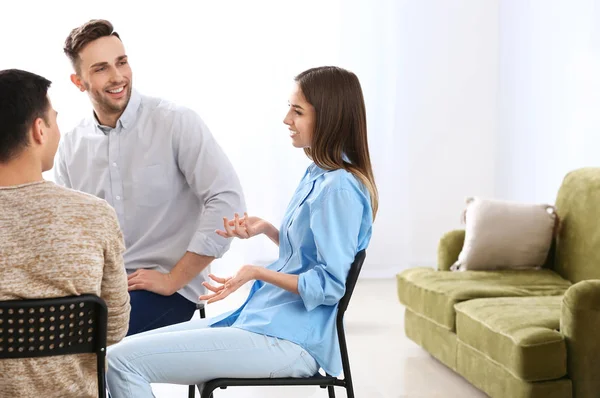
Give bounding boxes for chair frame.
[188,304,208,398]
[0,294,108,398]
[197,249,367,398]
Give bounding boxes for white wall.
[2,0,505,277]
[497,0,600,204]
[389,0,500,272]
[384,0,600,274]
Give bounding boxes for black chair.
[0,294,108,398]
[188,303,208,398]
[200,249,367,398]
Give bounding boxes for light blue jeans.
[106,318,319,397]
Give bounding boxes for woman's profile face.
[283,83,315,149]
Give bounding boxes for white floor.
[150,279,488,398]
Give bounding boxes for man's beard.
[85,81,132,115]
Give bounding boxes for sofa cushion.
[397,268,570,331]
[455,296,566,382]
[456,340,572,398]
[454,197,557,271]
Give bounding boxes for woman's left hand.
[200,265,259,304]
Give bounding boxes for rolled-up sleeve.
[298,188,363,311]
[173,111,246,258]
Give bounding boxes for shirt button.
[112,162,117,167]
[115,196,121,201]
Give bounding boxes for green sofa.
[397,168,600,398]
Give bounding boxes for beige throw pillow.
[451,197,557,271]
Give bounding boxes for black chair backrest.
[337,249,367,316]
[0,294,108,397]
[0,294,107,358]
[329,249,366,381]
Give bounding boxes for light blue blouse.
[210,162,373,376]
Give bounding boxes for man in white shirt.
[55,19,246,335]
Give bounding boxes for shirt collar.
[93,89,142,131]
[307,162,328,182]
[306,154,352,182]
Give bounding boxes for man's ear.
[30,117,46,145]
[70,74,86,92]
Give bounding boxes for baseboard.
[361,260,438,279]
[251,259,408,279]
[361,266,401,279]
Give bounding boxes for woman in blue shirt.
[106,66,379,397]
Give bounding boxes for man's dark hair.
[64,19,120,73]
[0,69,52,163]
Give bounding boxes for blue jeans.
[106,318,319,397]
[127,290,196,336]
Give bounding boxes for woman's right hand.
[216,212,267,239]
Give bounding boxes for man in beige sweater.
[0,69,130,397]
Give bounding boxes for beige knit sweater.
[0,181,130,398]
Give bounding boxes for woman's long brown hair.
[296,66,378,219]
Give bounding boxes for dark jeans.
[126,290,197,336]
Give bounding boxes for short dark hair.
[64,19,120,73]
[0,69,52,163]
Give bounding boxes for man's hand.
[128,269,177,296]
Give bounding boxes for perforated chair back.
[0,294,108,398]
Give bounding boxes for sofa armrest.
[561,280,600,398]
[437,229,465,271]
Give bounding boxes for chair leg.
[345,382,355,398]
[327,385,336,398]
[190,305,208,398]
[200,386,215,398]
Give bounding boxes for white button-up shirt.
[54,90,246,302]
